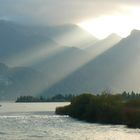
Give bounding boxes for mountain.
[0,63,46,100]
[43,24,98,48]
[0,20,96,99]
[42,29,140,96]
[32,46,92,88]
[0,20,97,65]
[0,20,59,65]
[87,33,122,57]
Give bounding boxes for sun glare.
[78,8,140,39]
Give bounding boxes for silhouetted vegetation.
[122,91,140,100]
[56,92,140,128]
[16,96,46,102]
[46,94,75,102]
[16,94,75,102]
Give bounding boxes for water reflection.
[0,103,139,140]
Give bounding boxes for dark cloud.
[0,0,140,25]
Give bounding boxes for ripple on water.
[0,103,139,140]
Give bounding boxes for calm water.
[0,102,139,140]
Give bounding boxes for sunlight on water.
[0,102,69,112]
[0,103,139,140]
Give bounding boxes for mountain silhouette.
[43,29,140,96]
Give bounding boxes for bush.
[125,99,140,108]
[56,105,71,115]
[55,93,140,128]
[123,108,140,128]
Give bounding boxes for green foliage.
[55,105,71,115]
[123,108,140,128]
[125,99,140,108]
[70,94,93,119]
[47,94,75,102]
[56,93,140,128]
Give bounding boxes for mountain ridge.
[42,29,140,96]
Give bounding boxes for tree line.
[16,94,75,102]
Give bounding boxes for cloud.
[0,0,140,25]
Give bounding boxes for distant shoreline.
[15,94,75,103]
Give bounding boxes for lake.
[0,102,139,140]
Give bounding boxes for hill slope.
[0,20,96,99]
[0,63,46,100]
[42,30,140,96]
[44,24,98,48]
[32,47,92,88]
[0,20,59,65]
[87,33,122,57]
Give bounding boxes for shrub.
[55,93,140,128]
[123,108,140,128]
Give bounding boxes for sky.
[1,0,140,38]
